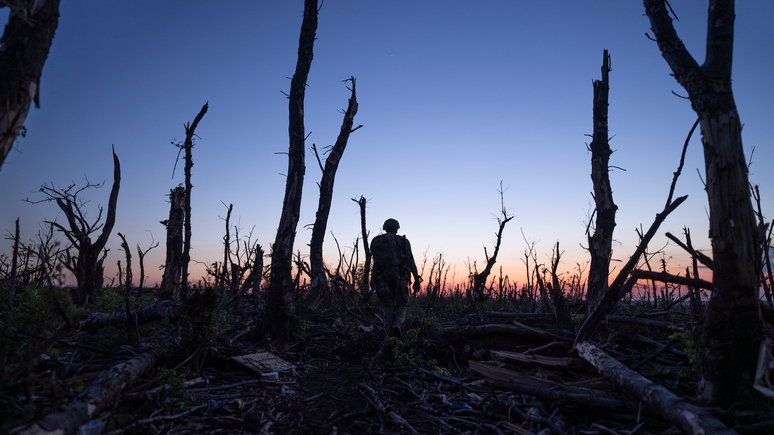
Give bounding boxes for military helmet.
[383,218,400,233]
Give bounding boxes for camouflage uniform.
[371,226,420,339]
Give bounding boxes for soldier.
[370,218,422,339]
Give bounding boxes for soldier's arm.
[405,238,420,279]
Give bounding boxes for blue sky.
[1,1,772,287]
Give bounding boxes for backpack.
[371,233,406,289]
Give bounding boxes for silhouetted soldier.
[370,218,422,339]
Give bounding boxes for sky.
[1,1,772,289]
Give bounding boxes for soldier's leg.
[375,279,394,338]
[391,278,411,338]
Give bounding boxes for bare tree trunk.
[117,232,135,341]
[221,203,233,288]
[353,196,371,293]
[136,236,158,299]
[586,50,617,316]
[549,242,575,331]
[0,0,60,171]
[159,186,185,300]
[8,218,20,309]
[645,0,763,405]
[262,0,317,339]
[302,77,360,314]
[684,227,704,317]
[180,103,208,302]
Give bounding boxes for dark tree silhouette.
[644,0,763,405]
[178,103,208,303]
[29,148,120,305]
[262,0,318,339]
[586,50,617,316]
[301,77,361,315]
[159,186,185,300]
[0,0,60,170]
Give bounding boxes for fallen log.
[80,299,180,331]
[575,341,733,434]
[607,315,677,329]
[447,324,553,342]
[485,379,638,413]
[15,344,165,435]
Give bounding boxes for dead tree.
[117,232,135,340]
[549,242,575,331]
[29,148,121,305]
[575,121,692,343]
[301,77,361,314]
[586,50,617,316]
[7,218,20,309]
[471,183,513,304]
[177,103,208,302]
[0,0,60,171]
[353,195,371,293]
[644,0,763,405]
[262,0,317,340]
[220,202,233,289]
[135,233,159,297]
[159,186,185,300]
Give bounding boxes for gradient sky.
[1,1,772,288]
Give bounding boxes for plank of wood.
[231,351,296,374]
[490,350,583,370]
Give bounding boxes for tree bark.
[0,0,60,171]
[644,0,763,405]
[586,49,617,316]
[302,77,360,314]
[159,186,185,300]
[262,0,317,339]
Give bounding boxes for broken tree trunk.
[586,49,617,316]
[576,117,697,343]
[353,195,371,293]
[8,218,20,310]
[575,341,734,434]
[0,0,61,171]
[262,0,318,339]
[15,345,165,435]
[644,0,763,405]
[576,194,686,343]
[549,242,575,332]
[80,299,180,331]
[180,102,208,302]
[302,77,360,315]
[159,186,185,300]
